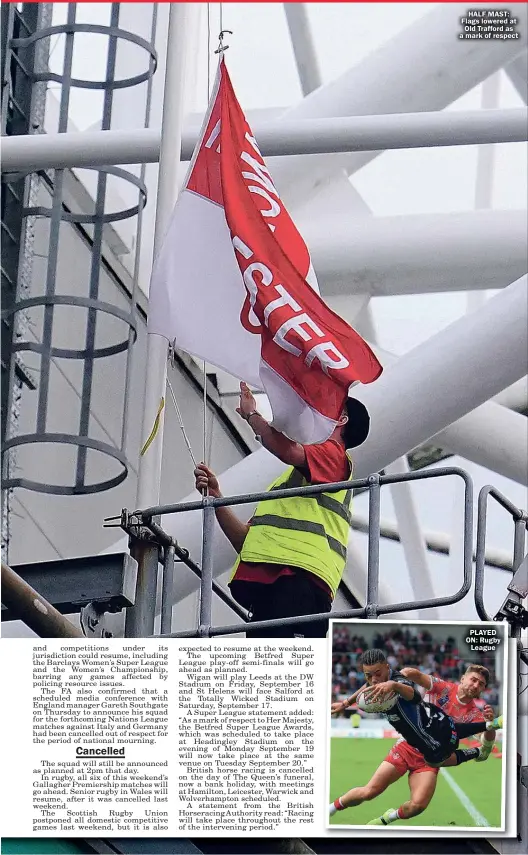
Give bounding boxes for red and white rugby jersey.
[425,677,485,723]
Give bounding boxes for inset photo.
[328,620,508,831]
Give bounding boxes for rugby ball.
[356,687,397,714]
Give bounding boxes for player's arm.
[365,679,421,704]
[390,679,422,703]
[331,688,362,715]
[482,704,495,722]
[482,705,497,742]
[400,667,434,691]
[237,382,306,468]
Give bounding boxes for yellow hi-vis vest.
[230,459,353,598]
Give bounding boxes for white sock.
[329,797,345,815]
[386,808,400,823]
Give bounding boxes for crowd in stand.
[332,625,499,714]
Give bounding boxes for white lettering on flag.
[148,58,382,444]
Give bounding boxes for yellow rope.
[140,397,165,456]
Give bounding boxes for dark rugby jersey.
[378,670,453,756]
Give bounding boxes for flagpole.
[126,2,195,638]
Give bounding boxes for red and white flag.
[148,60,382,444]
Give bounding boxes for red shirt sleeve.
[427,677,452,701]
[303,439,350,485]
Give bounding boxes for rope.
[166,376,197,467]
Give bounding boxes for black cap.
[343,398,370,449]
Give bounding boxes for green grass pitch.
[329,738,503,828]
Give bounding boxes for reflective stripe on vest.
[231,457,353,597]
[249,515,348,560]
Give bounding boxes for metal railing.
[475,484,528,631]
[125,465,478,638]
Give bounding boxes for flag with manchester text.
[148,59,382,443]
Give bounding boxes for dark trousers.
[230,570,332,638]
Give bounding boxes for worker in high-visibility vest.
[194,381,370,638]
